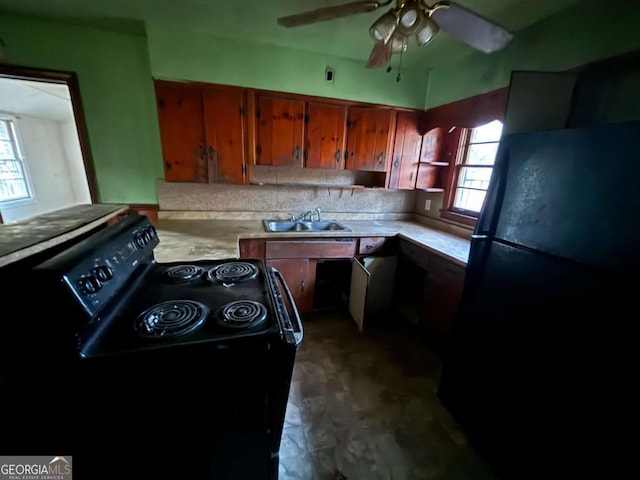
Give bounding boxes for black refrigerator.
[437,120,640,479]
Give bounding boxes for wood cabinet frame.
[155,79,422,186]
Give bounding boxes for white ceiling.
[0,78,74,122]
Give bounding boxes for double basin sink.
[263,219,352,233]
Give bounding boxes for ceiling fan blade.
[366,42,391,69]
[431,2,513,54]
[277,1,382,28]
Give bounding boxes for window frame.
[0,115,35,207]
[0,63,99,205]
[441,120,502,226]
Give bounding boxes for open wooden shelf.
[250,182,367,196]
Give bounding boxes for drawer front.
[265,240,356,259]
[399,239,430,271]
[358,237,386,255]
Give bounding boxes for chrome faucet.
[288,208,321,222]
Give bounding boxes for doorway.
[0,65,97,223]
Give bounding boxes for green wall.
[3,0,638,205]
[146,22,429,110]
[0,11,163,204]
[425,0,640,109]
[0,12,428,205]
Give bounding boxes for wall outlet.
[424,199,431,211]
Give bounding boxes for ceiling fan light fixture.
[369,10,398,45]
[397,4,424,36]
[390,32,408,53]
[415,16,439,47]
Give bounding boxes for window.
[0,117,31,204]
[449,119,503,218]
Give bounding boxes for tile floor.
[278,308,496,480]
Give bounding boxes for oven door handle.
[272,268,304,348]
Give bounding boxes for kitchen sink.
[262,219,352,232]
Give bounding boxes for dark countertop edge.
[0,205,129,268]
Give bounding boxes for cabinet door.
[155,81,206,182]
[350,256,398,332]
[424,254,466,335]
[415,127,441,189]
[305,103,347,169]
[256,96,305,166]
[415,127,462,191]
[203,88,246,184]
[346,107,393,171]
[266,258,316,313]
[388,111,421,189]
[349,259,370,332]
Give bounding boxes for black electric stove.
[0,215,302,480]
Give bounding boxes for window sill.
[0,196,36,209]
[440,210,478,227]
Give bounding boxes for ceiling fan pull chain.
[396,48,404,83]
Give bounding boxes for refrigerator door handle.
[476,143,509,236]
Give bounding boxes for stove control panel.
[34,215,159,319]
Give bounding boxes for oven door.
[268,266,303,348]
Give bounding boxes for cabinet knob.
[394,158,399,168]
[335,150,341,164]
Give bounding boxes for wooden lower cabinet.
[423,254,466,335]
[239,238,357,314]
[394,239,466,353]
[266,258,316,314]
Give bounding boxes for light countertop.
[154,218,471,267]
[0,204,129,268]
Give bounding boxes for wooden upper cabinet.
[155,80,246,184]
[388,111,422,190]
[305,103,347,169]
[155,81,206,182]
[202,88,246,184]
[345,107,394,172]
[256,96,305,166]
[416,127,462,191]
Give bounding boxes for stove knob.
[93,265,113,282]
[135,233,147,248]
[79,276,102,294]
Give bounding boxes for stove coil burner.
[208,262,259,286]
[217,300,268,330]
[163,265,204,283]
[134,300,209,338]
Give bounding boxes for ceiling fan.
[277,1,514,69]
